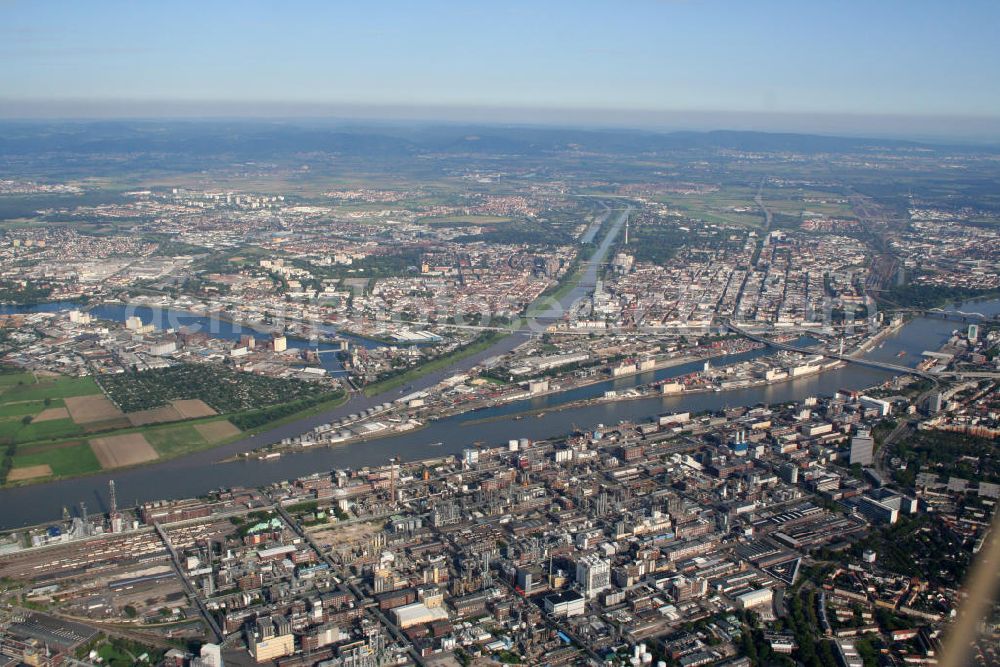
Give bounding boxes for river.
[0,215,992,528]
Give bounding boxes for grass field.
[0,399,58,418]
[0,372,36,389]
[0,368,344,485]
[3,376,100,402]
[12,417,83,443]
[0,375,102,446]
[144,422,211,458]
[652,187,763,227]
[651,184,858,231]
[11,440,102,478]
[144,420,244,458]
[3,415,242,484]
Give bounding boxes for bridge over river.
[724,320,941,383]
[886,307,999,324]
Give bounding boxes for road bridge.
[152,522,224,643]
[884,307,998,324]
[724,320,939,383]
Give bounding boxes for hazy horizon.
[2,100,1000,146]
[3,1,1000,143]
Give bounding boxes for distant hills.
[0,120,992,160]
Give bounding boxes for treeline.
[882,283,999,309]
[230,390,344,430]
[0,280,54,305]
[0,442,15,485]
[363,331,505,396]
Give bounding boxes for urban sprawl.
[0,127,998,667]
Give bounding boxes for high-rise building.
[247,616,294,663]
[854,496,899,524]
[576,553,611,598]
[850,430,874,466]
[780,462,799,484]
[192,643,223,667]
[968,324,979,342]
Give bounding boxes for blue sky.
[2,0,999,134]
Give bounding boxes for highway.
[152,522,225,643]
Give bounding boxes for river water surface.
[2,214,994,528]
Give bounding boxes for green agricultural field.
[13,418,83,444]
[103,416,241,459]
[0,391,343,485]
[0,375,100,447]
[0,372,36,390]
[3,376,100,402]
[11,440,102,478]
[0,420,20,441]
[144,423,208,458]
[2,415,248,485]
[1,400,81,444]
[0,399,57,419]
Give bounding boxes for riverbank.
[250,311,915,459]
[0,303,958,529]
[852,316,907,355]
[0,389,349,490]
[244,343,841,457]
[97,298,376,347]
[361,330,512,396]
